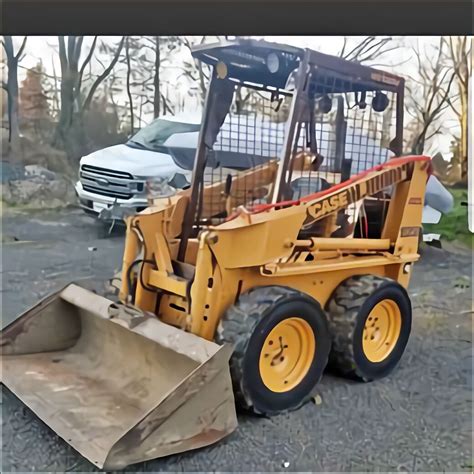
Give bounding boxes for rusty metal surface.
[1,284,238,469]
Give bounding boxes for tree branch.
[342,36,373,60]
[2,36,14,60]
[357,38,392,62]
[417,72,456,145]
[67,36,76,64]
[77,36,97,92]
[14,36,27,60]
[444,94,462,118]
[58,36,68,74]
[160,92,174,114]
[125,37,134,132]
[426,125,443,141]
[339,37,348,58]
[81,36,125,112]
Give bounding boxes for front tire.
[217,286,331,416]
[326,275,411,382]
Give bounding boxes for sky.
[8,35,458,157]
[15,35,435,71]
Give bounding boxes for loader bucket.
[1,284,238,470]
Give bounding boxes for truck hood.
[80,144,185,178]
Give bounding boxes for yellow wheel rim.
[258,317,315,393]
[362,299,402,363]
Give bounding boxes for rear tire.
[216,286,331,416]
[326,275,411,382]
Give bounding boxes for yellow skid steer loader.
[1,39,432,469]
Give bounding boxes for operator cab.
[157,39,406,258]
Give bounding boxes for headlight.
[146,176,177,199]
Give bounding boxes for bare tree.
[141,36,180,118]
[339,36,398,65]
[404,38,456,155]
[54,35,124,158]
[179,36,221,105]
[2,35,27,147]
[443,36,471,182]
[115,36,183,125]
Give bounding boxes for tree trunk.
[53,71,86,158]
[6,57,20,146]
[153,36,160,118]
[53,36,85,158]
[447,36,470,184]
[459,84,468,182]
[411,127,426,155]
[54,73,75,143]
[3,36,23,153]
[125,37,134,134]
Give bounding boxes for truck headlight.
[146,177,177,199]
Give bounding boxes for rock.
[2,175,77,208]
[24,165,57,181]
[312,394,323,405]
[1,161,26,183]
[8,179,43,202]
[2,235,19,243]
[0,182,12,201]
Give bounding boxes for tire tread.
[216,286,328,415]
[327,274,398,382]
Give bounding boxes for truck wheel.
[326,275,411,382]
[418,226,424,255]
[216,286,331,416]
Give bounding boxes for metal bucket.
[1,284,238,470]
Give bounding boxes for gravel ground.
[1,208,472,472]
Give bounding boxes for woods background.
[1,35,471,184]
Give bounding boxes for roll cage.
[178,38,405,260]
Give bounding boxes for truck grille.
[82,185,133,199]
[81,164,133,180]
[80,164,144,200]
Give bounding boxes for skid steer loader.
[1,39,432,469]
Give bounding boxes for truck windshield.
[127,119,201,152]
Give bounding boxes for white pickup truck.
[75,112,453,236]
[75,113,199,218]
